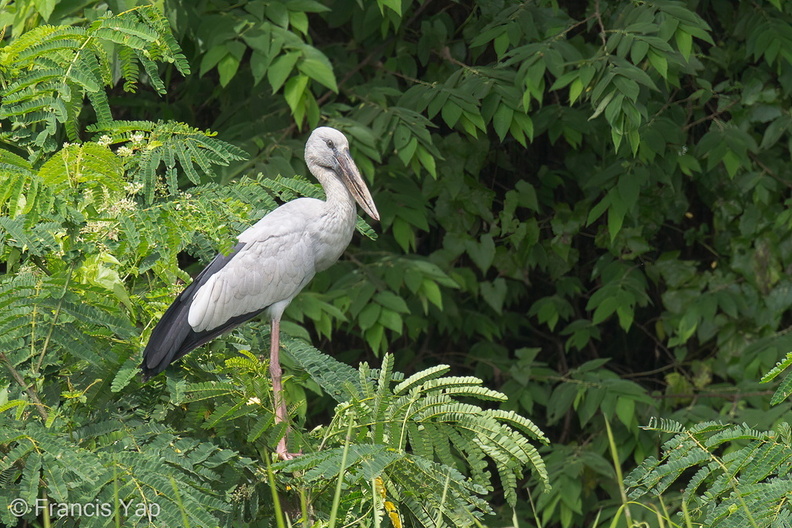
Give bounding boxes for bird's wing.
[187,225,316,332]
[141,198,323,379]
[141,241,249,378]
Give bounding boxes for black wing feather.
[140,242,268,380]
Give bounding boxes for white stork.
[141,127,379,458]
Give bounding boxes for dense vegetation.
[3,0,792,526]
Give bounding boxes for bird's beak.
[336,149,380,221]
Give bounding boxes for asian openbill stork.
[140,127,379,459]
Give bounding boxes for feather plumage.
[140,127,379,385]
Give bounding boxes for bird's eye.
[325,139,334,149]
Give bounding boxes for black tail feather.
[141,242,268,380]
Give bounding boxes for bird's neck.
[312,164,357,220]
[309,163,359,271]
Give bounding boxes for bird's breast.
[311,204,357,272]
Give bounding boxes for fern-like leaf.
[628,420,792,527]
[394,364,451,395]
[285,337,362,400]
[286,352,549,521]
[762,351,792,383]
[0,7,190,152]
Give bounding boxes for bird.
[140,126,379,459]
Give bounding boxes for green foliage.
[0,419,251,527]
[626,418,792,528]
[625,351,792,528]
[0,6,189,155]
[279,349,548,525]
[89,120,248,203]
[5,0,792,526]
[0,6,548,527]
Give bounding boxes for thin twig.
[0,351,48,421]
[653,389,774,400]
[36,264,74,374]
[751,151,792,189]
[683,98,739,131]
[594,0,608,49]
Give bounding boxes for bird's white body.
[188,194,357,332]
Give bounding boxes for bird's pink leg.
[270,317,294,460]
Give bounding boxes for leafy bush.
[627,418,792,528]
[278,348,548,526]
[623,354,792,528]
[5,0,792,526]
[0,4,548,527]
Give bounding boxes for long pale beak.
[336,149,380,221]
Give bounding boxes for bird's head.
[306,127,380,221]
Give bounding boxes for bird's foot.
[276,437,302,460]
[276,450,302,461]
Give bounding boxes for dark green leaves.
[5,1,792,526]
